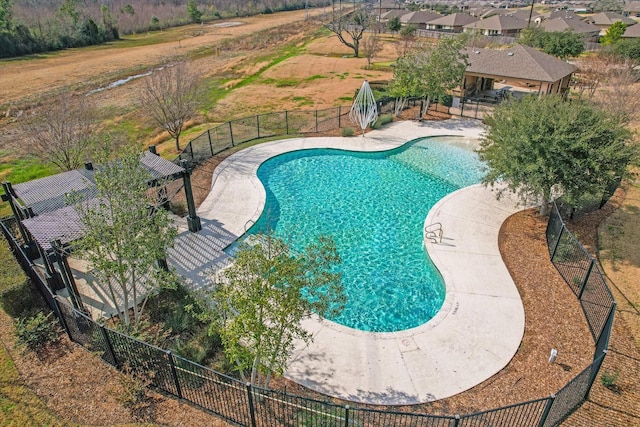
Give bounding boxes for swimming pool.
[246,136,484,332]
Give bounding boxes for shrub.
[14,311,60,354]
[342,127,355,137]
[113,365,150,409]
[371,114,393,129]
[601,370,619,390]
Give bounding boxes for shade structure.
[349,80,378,136]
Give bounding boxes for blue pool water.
[247,136,484,332]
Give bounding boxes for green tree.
[607,37,640,64]
[121,4,135,15]
[594,0,623,12]
[208,234,345,388]
[0,0,13,32]
[387,16,401,33]
[73,147,178,328]
[518,28,584,59]
[517,26,546,48]
[389,34,468,118]
[601,21,627,46]
[187,0,202,24]
[478,95,634,216]
[542,30,584,59]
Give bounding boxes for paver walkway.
[168,119,527,404]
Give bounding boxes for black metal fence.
[0,185,617,427]
[173,99,495,166]
[175,107,351,165]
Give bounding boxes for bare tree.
[137,62,201,151]
[20,94,97,171]
[361,32,381,69]
[592,57,640,124]
[324,3,374,58]
[573,55,609,97]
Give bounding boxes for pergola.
[1,147,202,312]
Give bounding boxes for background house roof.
[623,1,640,13]
[400,10,442,24]
[464,44,577,81]
[623,23,640,37]
[586,11,636,26]
[427,12,479,27]
[463,14,528,30]
[540,16,600,34]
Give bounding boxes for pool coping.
[196,119,526,405]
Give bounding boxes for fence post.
[285,111,289,135]
[52,296,71,339]
[315,109,318,133]
[246,383,257,427]
[256,115,260,139]
[338,106,341,128]
[550,227,564,261]
[100,324,118,367]
[453,414,460,426]
[537,395,556,427]
[167,351,183,399]
[207,130,214,156]
[577,260,594,299]
[189,142,194,162]
[474,100,479,119]
[595,302,616,358]
[586,351,607,400]
[229,121,235,147]
[344,405,350,427]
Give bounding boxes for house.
[509,8,543,25]
[400,10,442,29]
[379,10,407,22]
[540,16,600,42]
[584,11,637,36]
[462,44,577,96]
[623,1,640,18]
[379,0,406,12]
[469,7,502,19]
[425,13,479,33]
[462,14,528,36]
[622,23,640,38]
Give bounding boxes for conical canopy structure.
[349,80,378,136]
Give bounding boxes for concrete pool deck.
[194,118,526,405]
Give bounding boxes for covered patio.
[1,148,202,319]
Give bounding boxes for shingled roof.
[540,16,600,34]
[427,12,479,27]
[463,14,528,31]
[623,23,640,37]
[586,11,636,26]
[400,10,442,24]
[465,45,577,82]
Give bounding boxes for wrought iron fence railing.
[0,171,616,427]
[172,99,492,167]
[0,175,617,427]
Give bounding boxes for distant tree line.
[1,0,328,58]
